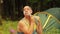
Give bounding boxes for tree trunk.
[40,0,44,11]
[0,0,3,25]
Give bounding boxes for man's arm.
[18,20,34,34]
[36,17,43,34]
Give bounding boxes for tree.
[0,0,3,25]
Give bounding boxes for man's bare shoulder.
[33,16,40,20]
[18,18,25,25]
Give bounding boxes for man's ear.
[31,10,32,14]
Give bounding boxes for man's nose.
[25,10,28,12]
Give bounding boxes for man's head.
[23,6,33,16]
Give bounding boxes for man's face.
[23,6,32,16]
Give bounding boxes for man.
[17,6,42,34]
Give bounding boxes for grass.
[0,20,60,34]
[0,20,18,34]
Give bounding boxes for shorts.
[17,32,24,34]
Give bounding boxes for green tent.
[34,12,60,34]
[45,8,60,21]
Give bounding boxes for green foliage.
[29,0,39,3]
[0,20,60,34]
[0,20,18,34]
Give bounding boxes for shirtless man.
[17,6,42,34]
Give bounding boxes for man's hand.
[37,20,43,34]
[29,16,35,25]
[35,16,43,34]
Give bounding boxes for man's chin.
[24,14,30,16]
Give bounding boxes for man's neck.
[25,15,31,20]
[25,15,32,25]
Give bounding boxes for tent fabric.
[33,12,60,34]
[45,8,60,21]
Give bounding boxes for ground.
[0,20,60,34]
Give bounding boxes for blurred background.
[0,0,60,34]
[0,0,60,20]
